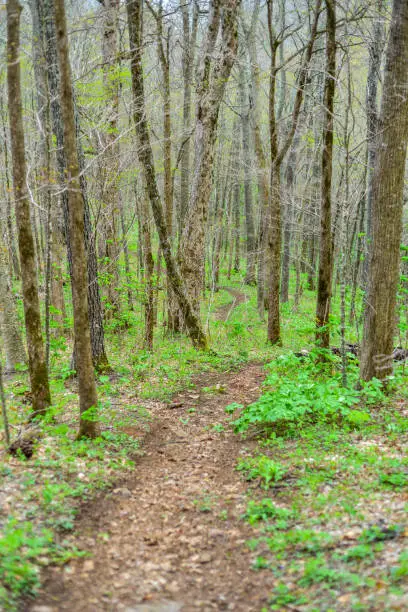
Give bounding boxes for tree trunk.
[179,0,240,315]
[266,0,322,344]
[239,61,256,286]
[119,192,134,312]
[364,0,385,283]
[126,0,207,350]
[141,190,154,351]
[281,137,299,303]
[316,0,336,350]
[0,358,10,447]
[179,0,198,235]
[349,191,365,324]
[29,0,55,361]
[0,239,26,372]
[0,95,20,280]
[42,0,109,370]
[6,0,51,416]
[147,3,178,333]
[266,12,282,344]
[243,3,270,313]
[231,119,241,275]
[53,0,99,438]
[50,204,67,334]
[98,0,121,318]
[360,0,408,381]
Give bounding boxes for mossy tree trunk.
[53,0,99,438]
[179,0,240,316]
[0,239,26,373]
[315,0,336,350]
[6,0,51,417]
[126,0,208,350]
[360,0,408,381]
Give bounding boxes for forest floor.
[28,358,408,612]
[28,288,277,611]
[2,284,408,611]
[30,361,270,612]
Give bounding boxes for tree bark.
[97,0,121,318]
[242,0,270,314]
[239,61,256,286]
[316,0,336,350]
[364,0,385,283]
[119,191,134,312]
[231,119,241,275]
[0,238,26,373]
[147,1,179,332]
[0,95,20,280]
[53,0,99,437]
[280,136,299,303]
[6,0,51,416]
[360,0,408,381]
[141,189,154,351]
[266,0,322,344]
[42,0,109,370]
[179,0,198,235]
[29,0,55,361]
[126,0,207,350]
[179,0,240,316]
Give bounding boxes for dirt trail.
[214,287,248,322]
[30,292,274,612]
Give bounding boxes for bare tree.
[0,237,26,372]
[238,59,256,286]
[266,0,322,345]
[179,0,199,235]
[126,0,208,350]
[147,0,179,332]
[360,0,408,381]
[53,0,99,437]
[315,0,336,350]
[6,0,51,416]
[42,0,109,371]
[96,0,121,317]
[364,0,385,283]
[179,0,240,316]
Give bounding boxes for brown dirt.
[214,287,248,322]
[30,364,270,612]
[29,291,274,612]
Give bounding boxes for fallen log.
[8,427,40,459]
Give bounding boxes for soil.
[29,290,273,612]
[214,287,248,323]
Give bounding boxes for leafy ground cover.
[0,271,278,609]
[1,269,407,610]
[233,350,408,610]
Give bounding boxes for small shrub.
[343,544,374,562]
[237,455,287,488]
[233,352,383,434]
[391,550,408,582]
[379,471,408,487]
[243,499,294,525]
[0,520,53,609]
[299,557,362,588]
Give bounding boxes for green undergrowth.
[0,267,284,609]
[232,349,408,611]
[0,389,142,609]
[0,262,401,609]
[232,349,392,434]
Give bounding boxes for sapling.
[0,358,10,446]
